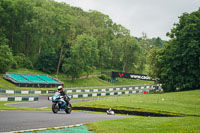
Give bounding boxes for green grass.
[73,89,200,116]
[0,78,57,90]
[0,68,57,90]
[87,117,200,133]
[0,68,154,89]
[0,78,56,90]
[83,90,200,133]
[0,78,21,89]
[8,68,102,79]
[0,77,153,90]
[64,77,154,88]
[9,68,47,75]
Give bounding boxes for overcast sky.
[55,0,200,40]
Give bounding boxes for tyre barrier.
[0,97,38,101]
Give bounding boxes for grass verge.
[0,78,57,90]
[64,77,154,88]
[0,77,153,90]
[87,117,200,133]
[1,68,154,89]
[73,89,200,116]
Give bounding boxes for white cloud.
[55,0,200,40]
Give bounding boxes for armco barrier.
[0,97,38,101]
[0,85,155,95]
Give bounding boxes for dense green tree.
[0,0,166,77]
[88,10,114,70]
[152,37,164,48]
[0,28,8,45]
[13,53,33,69]
[150,9,200,91]
[62,46,84,80]
[109,37,123,69]
[62,57,83,81]
[36,48,58,74]
[75,34,99,78]
[0,44,14,73]
[63,34,98,79]
[147,48,161,81]
[121,37,140,72]
[137,33,153,74]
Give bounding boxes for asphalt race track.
[0,110,129,132]
[6,95,114,109]
[1,95,130,132]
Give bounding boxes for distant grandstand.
[4,73,63,88]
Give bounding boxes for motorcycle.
[52,92,72,114]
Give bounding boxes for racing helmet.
[58,86,63,92]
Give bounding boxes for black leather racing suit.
[59,91,69,105]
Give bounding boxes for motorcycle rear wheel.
[52,103,59,113]
[65,103,72,114]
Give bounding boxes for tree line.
[148,8,200,91]
[1,0,198,92]
[0,0,163,79]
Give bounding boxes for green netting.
[8,74,30,83]
[21,75,46,83]
[27,125,93,133]
[39,75,59,84]
[7,74,60,85]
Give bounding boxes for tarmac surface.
[0,110,129,132]
[1,95,130,132]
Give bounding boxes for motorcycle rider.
[57,86,70,107]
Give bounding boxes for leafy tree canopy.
[36,48,58,74]
[149,9,200,91]
[0,44,14,73]
[0,0,165,77]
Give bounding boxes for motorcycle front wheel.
[52,103,59,113]
[65,103,72,114]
